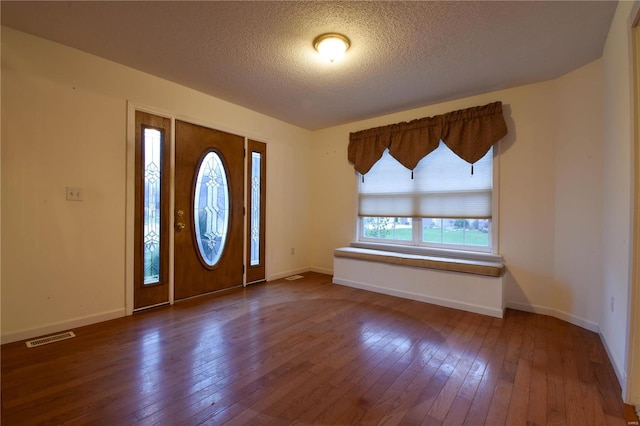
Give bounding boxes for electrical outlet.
[66,187,84,201]
[291,248,295,255]
[610,297,615,313]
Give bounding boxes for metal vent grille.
[26,331,76,348]
[285,275,304,281]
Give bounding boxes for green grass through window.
[423,228,489,246]
[367,227,489,246]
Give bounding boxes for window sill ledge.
[351,242,504,264]
[335,245,505,278]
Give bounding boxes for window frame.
[133,111,171,310]
[355,143,500,257]
[246,139,267,284]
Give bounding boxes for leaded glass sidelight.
[143,128,162,284]
[194,152,229,266]
[250,152,261,266]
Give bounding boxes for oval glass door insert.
[194,151,229,266]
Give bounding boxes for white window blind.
[358,142,493,218]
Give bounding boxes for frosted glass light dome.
[314,33,350,63]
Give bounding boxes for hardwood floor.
[1,272,634,425]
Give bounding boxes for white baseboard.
[334,277,504,318]
[1,308,126,345]
[310,266,333,275]
[505,301,599,333]
[598,329,627,395]
[268,267,312,281]
[268,267,333,281]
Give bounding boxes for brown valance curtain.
[347,101,508,175]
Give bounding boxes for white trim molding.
[505,301,599,333]
[1,308,126,345]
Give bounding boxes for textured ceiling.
[1,1,617,130]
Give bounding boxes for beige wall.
[3,57,127,336]
[631,22,640,409]
[1,27,314,339]
[632,20,640,410]
[553,59,605,330]
[601,0,638,396]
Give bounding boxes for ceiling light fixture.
[313,33,350,63]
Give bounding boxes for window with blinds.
[358,141,495,252]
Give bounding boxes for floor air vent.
[285,275,304,281]
[26,331,76,348]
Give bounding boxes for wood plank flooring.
[1,272,635,425]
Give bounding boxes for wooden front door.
[174,120,244,300]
